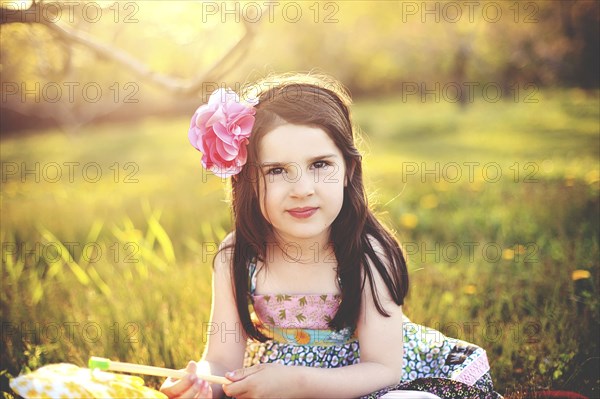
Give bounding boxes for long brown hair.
[220,73,409,341]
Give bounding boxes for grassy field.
[1,89,599,397]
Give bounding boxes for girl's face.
[257,123,346,245]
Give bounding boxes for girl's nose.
[289,170,315,197]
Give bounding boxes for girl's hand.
[222,363,296,399]
[159,361,212,399]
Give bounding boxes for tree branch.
[0,1,260,95]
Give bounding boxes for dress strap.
[248,257,258,295]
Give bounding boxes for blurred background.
[1,0,599,131]
[1,1,598,397]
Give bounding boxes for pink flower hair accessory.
[188,88,258,178]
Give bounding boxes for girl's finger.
[196,380,211,399]
[185,360,198,374]
[223,377,256,398]
[177,372,203,399]
[176,382,200,399]
[222,381,240,397]
[160,374,194,398]
[225,363,265,382]
[160,362,198,398]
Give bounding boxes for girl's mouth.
[287,207,318,219]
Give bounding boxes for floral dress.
[243,260,503,399]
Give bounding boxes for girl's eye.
[313,161,330,169]
[266,167,284,175]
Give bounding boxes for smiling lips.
[287,207,318,219]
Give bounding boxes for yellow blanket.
[10,363,166,399]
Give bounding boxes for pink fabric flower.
[189,88,257,178]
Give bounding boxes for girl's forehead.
[258,124,342,162]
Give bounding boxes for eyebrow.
[260,154,339,167]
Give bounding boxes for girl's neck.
[268,232,333,265]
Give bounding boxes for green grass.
[1,89,599,397]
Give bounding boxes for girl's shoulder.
[213,231,236,272]
[366,233,391,262]
[363,233,405,277]
[219,231,236,250]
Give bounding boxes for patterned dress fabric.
[244,260,503,399]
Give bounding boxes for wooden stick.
[89,357,230,385]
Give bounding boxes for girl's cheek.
[265,180,287,195]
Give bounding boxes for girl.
[161,74,502,399]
